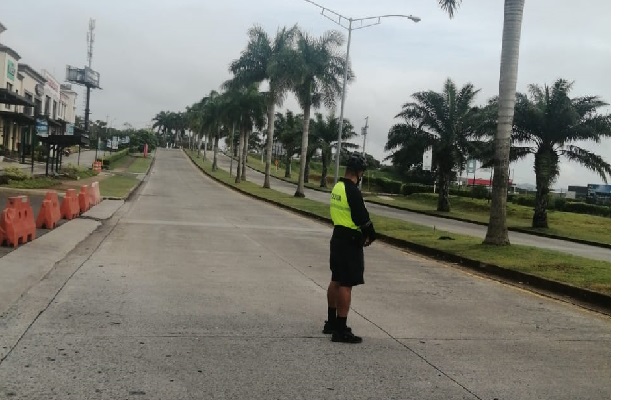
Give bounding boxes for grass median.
[187,150,610,296]
[366,194,611,246]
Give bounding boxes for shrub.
[554,197,567,211]
[372,177,403,194]
[401,183,433,196]
[470,185,490,199]
[60,164,97,180]
[102,148,130,169]
[2,167,29,181]
[563,202,611,217]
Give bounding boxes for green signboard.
[7,59,15,81]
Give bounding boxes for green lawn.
[128,155,153,174]
[366,194,611,245]
[98,174,139,198]
[187,150,610,296]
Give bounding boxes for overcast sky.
[1,0,612,189]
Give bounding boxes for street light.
[303,0,420,184]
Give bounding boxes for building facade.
[0,21,79,160]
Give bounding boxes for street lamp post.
[303,0,420,184]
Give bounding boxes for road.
[0,149,609,399]
[213,153,610,262]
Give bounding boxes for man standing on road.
[323,152,376,344]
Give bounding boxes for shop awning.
[39,134,90,147]
[0,88,35,107]
[0,110,35,126]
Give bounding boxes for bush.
[60,164,97,180]
[563,202,611,217]
[470,185,490,199]
[372,177,403,194]
[2,167,29,181]
[102,148,130,169]
[512,195,536,208]
[401,183,433,196]
[554,197,567,211]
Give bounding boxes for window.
[53,100,57,119]
[44,96,50,116]
[5,83,12,109]
[24,92,34,116]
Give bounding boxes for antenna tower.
[83,19,95,123]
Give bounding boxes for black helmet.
[346,152,368,172]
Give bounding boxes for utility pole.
[359,116,368,189]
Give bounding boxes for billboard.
[587,184,611,205]
[7,59,16,81]
[36,118,49,136]
[65,123,75,136]
[66,65,101,88]
[422,148,432,171]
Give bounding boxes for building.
[0,20,83,167]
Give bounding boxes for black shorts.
[330,235,365,287]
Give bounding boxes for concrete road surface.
[0,149,609,400]
[212,153,610,262]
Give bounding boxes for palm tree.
[509,79,611,228]
[228,25,299,188]
[198,91,224,171]
[435,0,525,244]
[310,112,357,187]
[274,111,303,178]
[483,0,526,245]
[388,78,481,211]
[227,85,266,183]
[292,30,349,197]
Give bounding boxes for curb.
[187,152,610,314]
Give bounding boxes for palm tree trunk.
[304,155,311,184]
[235,133,245,183]
[295,102,311,197]
[229,122,235,177]
[264,102,276,189]
[212,134,219,172]
[484,0,525,245]
[285,155,291,178]
[437,170,451,212]
[320,154,328,188]
[533,178,550,228]
[242,130,249,182]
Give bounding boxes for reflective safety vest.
[330,181,359,231]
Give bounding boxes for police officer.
[323,152,376,343]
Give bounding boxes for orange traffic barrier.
[88,181,101,205]
[78,185,92,213]
[0,208,19,248]
[92,161,102,173]
[60,189,80,220]
[36,192,62,229]
[1,196,37,248]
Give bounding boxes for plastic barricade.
[88,181,101,205]
[78,185,92,213]
[60,189,80,220]
[1,196,37,248]
[36,192,62,229]
[92,161,102,173]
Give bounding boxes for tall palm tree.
[310,112,357,187]
[292,30,349,197]
[483,0,526,245]
[228,25,299,188]
[274,111,303,178]
[199,91,224,171]
[388,78,481,211]
[435,0,525,244]
[228,85,266,183]
[509,79,611,228]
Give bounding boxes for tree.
[274,111,303,178]
[198,91,224,171]
[310,112,357,187]
[229,25,299,188]
[509,79,610,228]
[434,0,526,244]
[388,78,481,211]
[291,29,349,197]
[483,0,526,245]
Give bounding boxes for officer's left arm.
[346,184,376,245]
